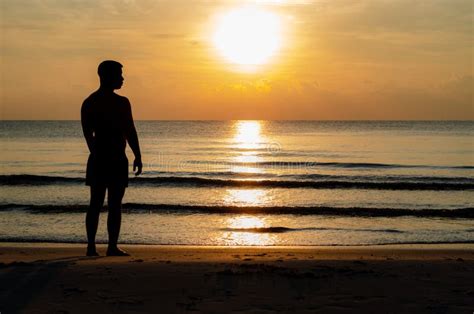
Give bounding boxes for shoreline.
[2,242,474,263]
[1,240,474,248]
[2,241,474,249]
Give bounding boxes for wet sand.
[1,243,473,313]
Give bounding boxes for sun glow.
[213,7,282,67]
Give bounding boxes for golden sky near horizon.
[1,0,473,120]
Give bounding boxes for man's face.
[111,69,124,90]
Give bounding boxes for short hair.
[98,60,123,78]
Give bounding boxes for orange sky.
[1,0,473,120]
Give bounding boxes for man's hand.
[133,158,143,176]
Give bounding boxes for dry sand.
[1,243,473,313]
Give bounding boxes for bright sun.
[213,7,282,66]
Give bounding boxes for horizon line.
[1,119,474,122]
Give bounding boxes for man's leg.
[106,185,128,256]
[86,184,106,256]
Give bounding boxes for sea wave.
[1,174,473,190]
[143,171,474,183]
[220,226,404,234]
[187,160,474,170]
[1,203,472,218]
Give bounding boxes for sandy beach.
[0,243,473,313]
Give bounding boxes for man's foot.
[86,247,99,257]
[106,247,130,256]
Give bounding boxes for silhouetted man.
[81,60,142,256]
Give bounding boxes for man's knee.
[90,185,106,203]
[86,206,101,218]
[108,186,125,209]
[108,203,122,212]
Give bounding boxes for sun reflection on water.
[234,153,259,163]
[224,189,269,206]
[230,120,265,174]
[221,215,276,246]
[231,165,260,173]
[219,121,276,245]
[234,121,263,149]
[229,216,267,229]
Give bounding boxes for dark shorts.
[86,153,129,187]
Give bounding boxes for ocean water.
[0,120,473,246]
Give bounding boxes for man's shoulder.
[113,93,130,105]
[82,91,100,105]
[82,92,129,106]
[81,93,95,112]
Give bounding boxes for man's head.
[98,60,123,90]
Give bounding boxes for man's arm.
[81,101,95,154]
[124,98,142,176]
